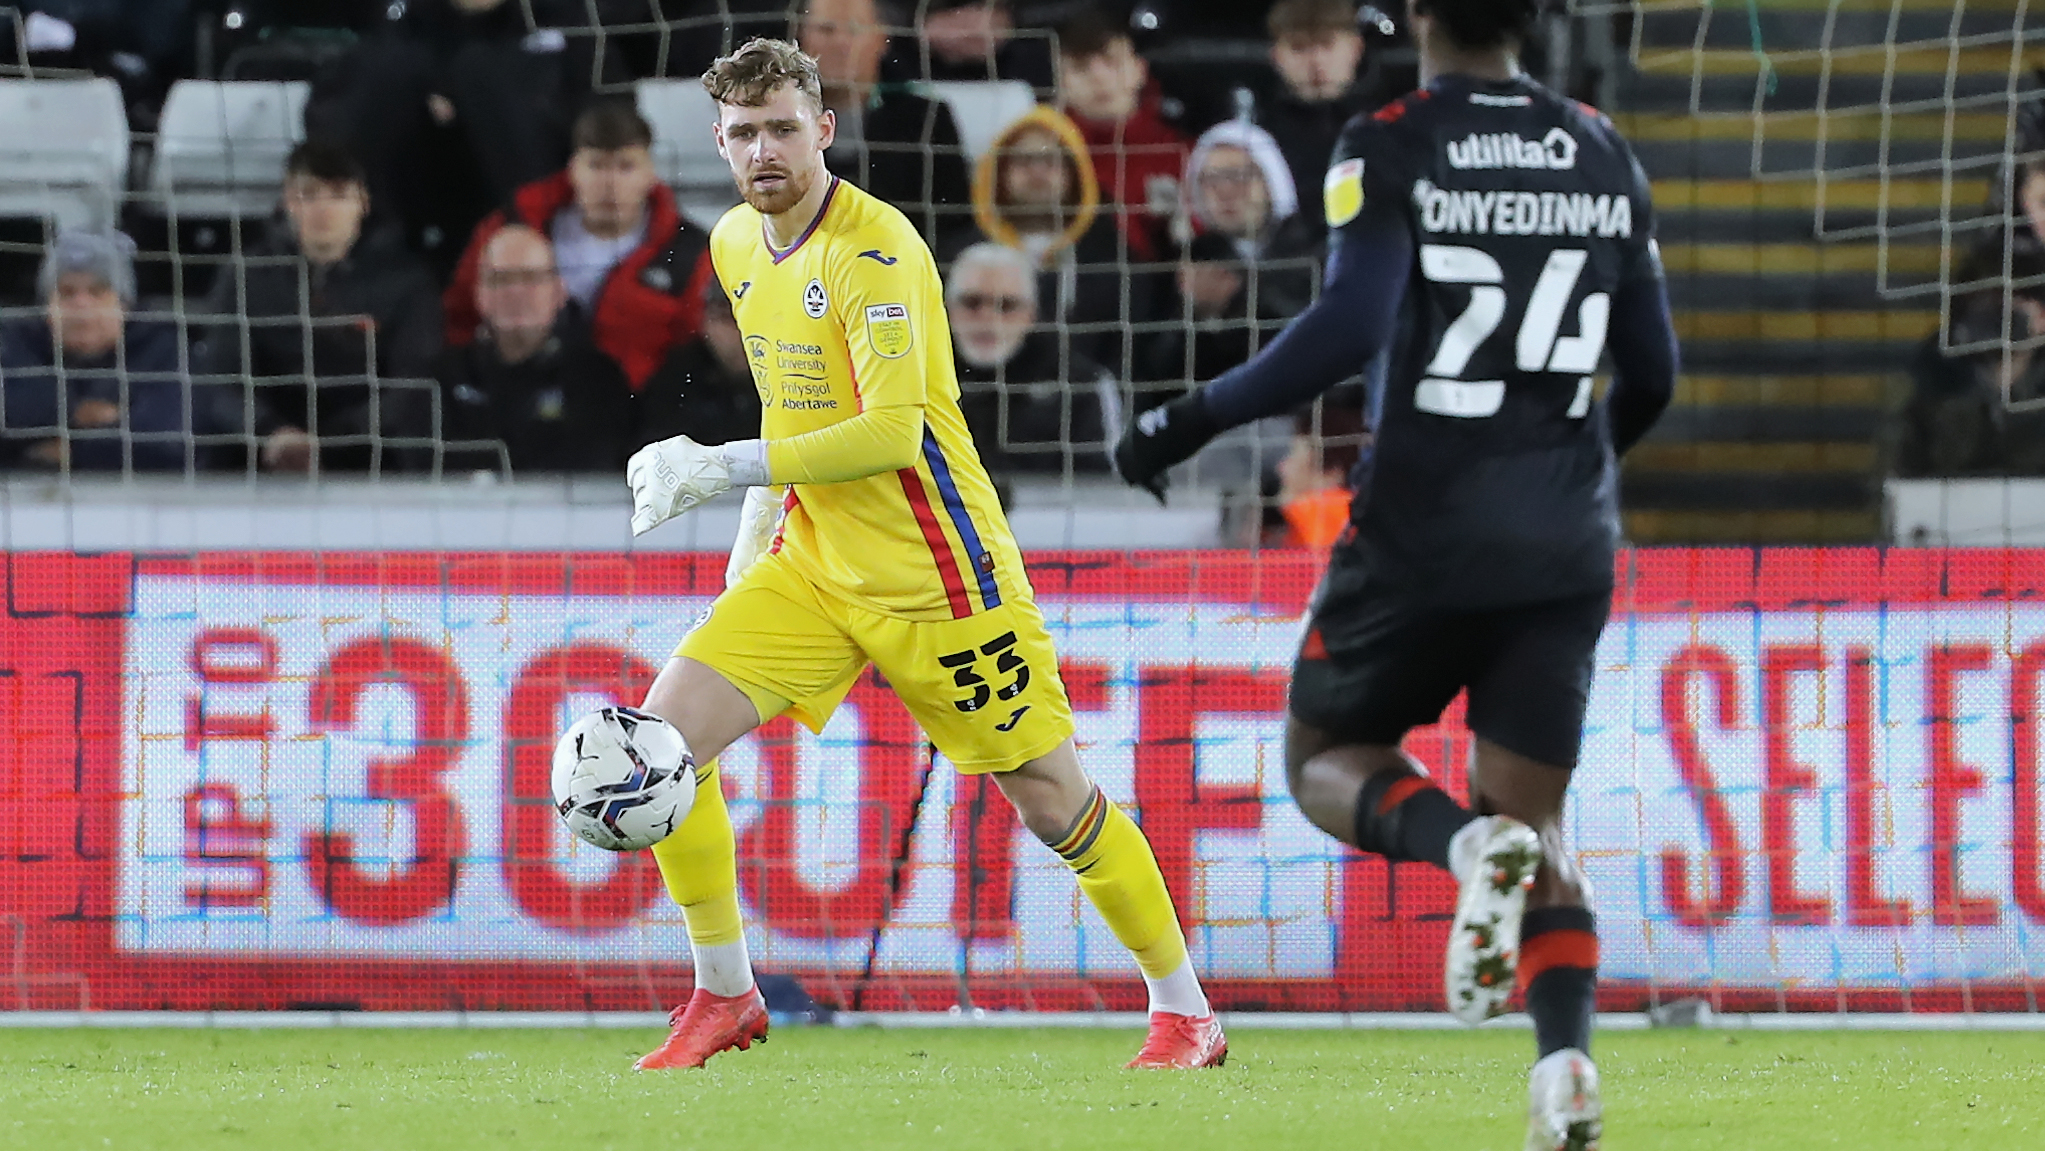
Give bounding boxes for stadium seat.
[149,80,311,220]
[642,81,740,193]
[636,79,739,225]
[0,78,130,230]
[925,80,1037,165]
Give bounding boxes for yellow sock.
[1050,787,1191,981]
[650,758,743,948]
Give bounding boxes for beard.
[739,162,815,216]
[957,330,1024,371]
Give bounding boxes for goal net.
[1,2,2041,1021]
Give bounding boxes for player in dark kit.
[1114,0,1677,1146]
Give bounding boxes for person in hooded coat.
[958,105,1160,378]
[1180,118,1326,320]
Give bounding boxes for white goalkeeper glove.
[725,484,784,588]
[627,436,769,536]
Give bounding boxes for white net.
[3,1,2043,1020]
[1612,0,2042,394]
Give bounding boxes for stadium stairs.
[1613,0,2025,543]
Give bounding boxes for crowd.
[0,0,1393,544]
[1897,149,2045,476]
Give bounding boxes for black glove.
[1113,390,1221,504]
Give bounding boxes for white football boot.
[1444,814,1542,1024]
[1525,1048,1602,1151]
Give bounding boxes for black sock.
[1520,906,1598,1057]
[1351,769,1476,871]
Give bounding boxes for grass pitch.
[2,1025,2040,1150]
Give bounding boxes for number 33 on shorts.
[900,604,1073,774]
[942,631,1030,719]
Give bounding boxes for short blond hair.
[701,37,825,113]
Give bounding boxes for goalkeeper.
[622,38,1225,1073]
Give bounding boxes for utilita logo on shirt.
[1445,127,1578,171]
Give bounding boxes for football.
[549,706,697,851]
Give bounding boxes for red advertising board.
[3,548,2045,1013]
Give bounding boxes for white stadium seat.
[637,79,738,225]
[925,80,1037,166]
[636,79,725,189]
[0,78,130,229]
[151,80,310,219]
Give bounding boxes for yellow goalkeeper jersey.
[710,176,1029,621]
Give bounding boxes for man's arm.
[1599,161,1680,455]
[1600,253,1678,456]
[628,236,940,533]
[1113,215,1409,495]
[764,405,922,482]
[1114,113,1413,497]
[628,403,927,535]
[1201,217,1410,427]
[741,235,937,484]
[755,235,939,483]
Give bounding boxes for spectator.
[968,106,1153,373]
[306,0,632,276]
[2015,158,2045,242]
[435,225,634,473]
[4,1,194,119]
[1262,403,1368,548]
[611,0,797,81]
[1138,231,1291,391]
[444,98,717,393]
[799,0,975,248]
[1054,9,1190,264]
[1898,235,2045,475]
[883,0,1055,91]
[1252,0,1377,227]
[0,231,205,471]
[945,241,1116,482]
[635,278,766,450]
[194,139,443,473]
[1182,120,1323,318]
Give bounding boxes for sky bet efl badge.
[865,302,913,359]
[1325,158,1365,227]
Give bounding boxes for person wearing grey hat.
[0,229,208,472]
[37,229,138,311]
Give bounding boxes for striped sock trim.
[1376,775,1433,814]
[1518,906,1599,993]
[1049,786,1110,862]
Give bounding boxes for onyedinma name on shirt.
[1411,179,1633,239]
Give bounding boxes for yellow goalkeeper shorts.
[676,551,1074,774]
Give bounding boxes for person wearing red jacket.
[1054,10,1189,265]
[444,97,714,392]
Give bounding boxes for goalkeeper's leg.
[993,740,1226,1069]
[650,754,751,997]
[635,655,775,1070]
[632,555,866,1070]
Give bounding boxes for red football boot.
[1125,1012,1228,1069]
[634,987,770,1070]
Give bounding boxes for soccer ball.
[550,706,697,851]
